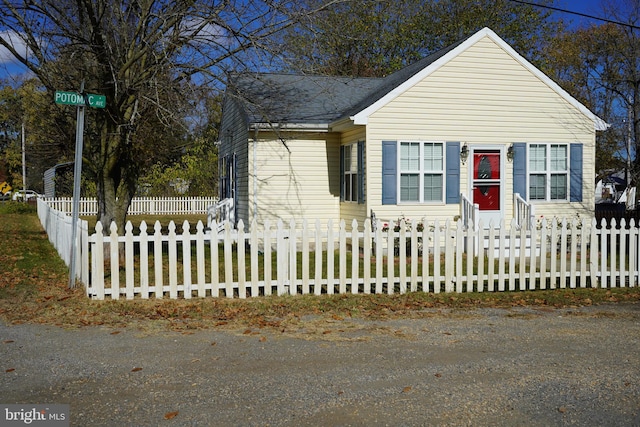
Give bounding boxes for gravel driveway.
[2,304,639,426]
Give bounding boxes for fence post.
[339,220,347,294]
[351,219,359,294]
[314,219,322,296]
[80,219,90,291]
[250,219,259,297]
[289,219,297,295]
[363,219,372,294]
[182,220,192,299]
[301,220,310,295]
[125,222,135,299]
[195,221,206,298]
[237,220,246,299]
[154,221,164,298]
[263,220,272,296]
[93,222,105,300]
[327,220,335,295]
[276,219,287,296]
[386,220,395,294]
[109,222,120,300]
[168,221,178,298]
[139,221,149,299]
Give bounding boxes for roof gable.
[227,27,607,132]
[350,27,608,131]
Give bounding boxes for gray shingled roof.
[227,73,383,124]
[226,38,465,126]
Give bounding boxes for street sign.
[54,91,106,108]
[0,182,11,195]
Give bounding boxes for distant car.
[12,190,42,201]
[0,192,11,201]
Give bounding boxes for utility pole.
[21,122,26,198]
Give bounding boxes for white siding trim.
[350,27,608,131]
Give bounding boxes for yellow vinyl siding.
[364,35,595,223]
[249,132,341,227]
[339,127,368,224]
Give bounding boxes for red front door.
[472,149,502,224]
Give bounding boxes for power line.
[509,0,640,30]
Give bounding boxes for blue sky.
[554,0,611,27]
[0,0,618,82]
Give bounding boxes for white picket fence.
[37,199,91,286]
[36,198,640,300]
[85,215,638,300]
[43,196,218,216]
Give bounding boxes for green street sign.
[54,91,106,108]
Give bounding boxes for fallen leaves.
[131,367,143,372]
[164,411,179,420]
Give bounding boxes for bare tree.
[546,0,640,179]
[0,0,310,230]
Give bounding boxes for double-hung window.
[343,143,358,202]
[529,143,568,201]
[399,141,444,203]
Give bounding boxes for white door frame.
[467,145,506,227]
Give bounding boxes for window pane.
[401,143,420,170]
[423,174,443,201]
[550,174,567,199]
[400,174,419,201]
[345,173,352,201]
[424,143,443,171]
[529,174,546,200]
[530,145,547,171]
[344,145,352,172]
[551,145,567,171]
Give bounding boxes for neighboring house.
[218,27,608,230]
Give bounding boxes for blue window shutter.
[570,143,583,202]
[445,142,460,204]
[340,145,345,202]
[512,143,527,198]
[382,141,397,205]
[357,141,365,204]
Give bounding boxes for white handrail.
[460,193,479,230]
[514,193,535,230]
[207,197,235,233]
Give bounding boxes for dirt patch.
[2,304,639,426]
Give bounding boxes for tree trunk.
[96,126,137,263]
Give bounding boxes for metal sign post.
[55,83,106,288]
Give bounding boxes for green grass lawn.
[1,202,639,333]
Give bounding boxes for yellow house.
[218,27,607,230]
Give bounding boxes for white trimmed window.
[529,143,568,201]
[343,143,358,202]
[399,141,444,202]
